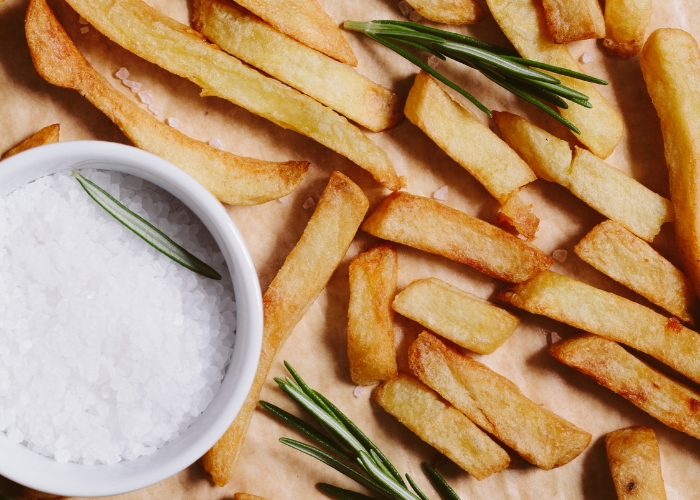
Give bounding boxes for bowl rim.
[0,141,263,497]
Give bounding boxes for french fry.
[575,220,696,324]
[203,172,369,486]
[485,0,624,158]
[191,0,402,132]
[347,243,399,386]
[361,192,554,283]
[25,0,308,206]
[404,0,485,25]
[604,0,653,58]
[641,29,700,297]
[498,270,700,385]
[409,332,591,469]
[392,278,519,354]
[374,374,510,480]
[606,427,668,500]
[541,0,605,43]
[234,494,268,500]
[63,0,402,191]
[550,334,700,440]
[494,112,674,242]
[1,123,59,160]
[497,189,540,240]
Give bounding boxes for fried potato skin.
[410,332,591,469]
[640,29,700,298]
[374,374,510,480]
[347,243,399,386]
[404,0,485,25]
[203,172,369,486]
[361,192,553,283]
[392,278,519,354]
[541,0,605,43]
[575,220,696,324]
[499,270,700,385]
[606,427,668,500]
[550,334,700,439]
[1,123,59,160]
[604,0,653,58]
[25,0,308,206]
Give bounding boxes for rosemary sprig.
[72,170,222,280]
[260,362,462,500]
[343,20,609,134]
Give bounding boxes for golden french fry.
[25,0,308,206]
[63,0,402,191]
[393,278,519,354]
[575,220,696,324]
[497,190,540,240]
[409,332,591,469]
[641,29,700,297]
[486,0,623,158]
[1,123,59,160]
[203,172,369,486]
[347,243,399,386]
[606,427,668,500]
[361,192,553,283]
[604,0,653,58]
[374,374,510,480]
[499,270,700,385]
[541,0,605,43]
[404,0,485,25]
[550,334,700,440]
[234,494,268,500]
[191,0,402,132]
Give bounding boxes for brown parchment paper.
[1,0,700,498]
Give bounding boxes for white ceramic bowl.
[0,141,263,497]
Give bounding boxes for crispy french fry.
[604,0,653,58]
[497,190,540,240]
[63,0,402,191]
[203,172,369,486]
[606,427,668,500]
[541,0,605,43]
[1,123,59,160]
[410,332,591,469]
[575,220,696,324]
[191,0,402,132]
[486,0,623,158]
[499,270,700,385]
[361,192,553,283]
[25,0,308,206]
[374,374,510,480]
[641,29,700,297]
[494,112,674,242]
[404,0,485,25]
[550,334,700,440]
[347,243,399,386]
[393,278,519,354]
[234,494,268,500]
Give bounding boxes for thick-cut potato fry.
[575,220,696,324]
[229,0,356,66]
[494,112,674,242]
[203,172,369,486]
[191,0,402,132]
[499,270,700,385]
[392,278,519,354]
[234,494,268,500]
[63,0,402,191]
[361,192,553,283]
[374,374,510,480]
[641,29,700,297]
[604,0,653,58]
[550,334,700,439]
[606,427,668,500]
[497,190,540,240]
[404,0,485,25]
[25,0,308,206]
[347,243,399,386]
[1,123,59,160]
[541,0,605,43]
[410,332,591,469]
[486,0,623,158]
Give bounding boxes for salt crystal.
[148,103,162,116]
[548,331,562,344]
[115,67,130,80]
[302,197,315,209]
[581,51,594,64]
[398,0,412,16]
[353,386,363,398]
[208,139,223,150]
[137,90,154,105]
[552,249,568,262]
[277,195,289,203]
[7,426,24,443]
[409,11,422,22]
[78,16,89,25]
[517,233,527,240]
[427,55,441,69]
[432,185,448,200]
[167,117,179,128]
[123,80,142,93]
[80,27,89,34]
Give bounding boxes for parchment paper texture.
[1,0,699,498]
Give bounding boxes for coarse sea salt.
[0,170,236,465]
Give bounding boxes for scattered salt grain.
[427,55,441,69]
[115,67,130,80]
[398,1,412,16]
[517,234,527,241]
[302,197,315,209]
[78,16,89,25]
[353,386,363,398]
[208,139,223,150]
[552,249,568,262]
[148,103,162,116]
[277,195,289,203]
[123,80,142,93]
[137,90,154,105]
[580,51,594,64]
[548,331,562,345]
[409,10,422,22]
[432,185,448,200]
[80,26,89,34]
[167,117,179,128]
